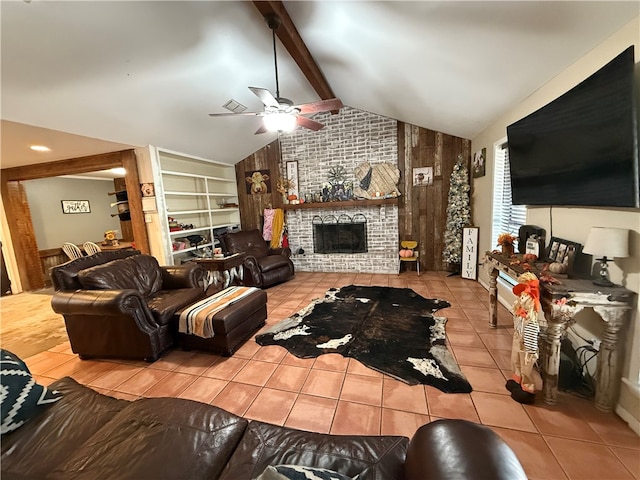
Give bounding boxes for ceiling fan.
[208,13,343,134]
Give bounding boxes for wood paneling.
[236,139,283,231]
[398,123,471,271]
[1,149,149,291]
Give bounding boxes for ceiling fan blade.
[296,116,324,131]
[248,86,280,108]
[208,112,261,117]
[294,98,343,114]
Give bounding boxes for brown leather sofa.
[1,376,527,480]
[220,229,295,288]
[50,250,208,362]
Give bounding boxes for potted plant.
[497,233,518,256]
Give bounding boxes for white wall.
[471,17,640,429]
[24,177,121,249]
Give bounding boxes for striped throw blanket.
[179,286,259,338]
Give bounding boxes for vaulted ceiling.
[1,1,638,168]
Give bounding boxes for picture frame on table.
[546,236,582,270]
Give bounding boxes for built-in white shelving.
[148,147,240,265]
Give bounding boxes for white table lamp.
[583,227,629,287]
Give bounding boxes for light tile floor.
[9,271,640,479]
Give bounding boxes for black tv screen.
[507,46,639,208]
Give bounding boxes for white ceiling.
[1,1,638,169]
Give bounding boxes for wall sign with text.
[462,227,479,280]
[61,200,91,214]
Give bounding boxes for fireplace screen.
[313,214,367,254]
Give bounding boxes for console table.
[485,251,636,411]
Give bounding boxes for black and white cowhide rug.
[256,285,472,393]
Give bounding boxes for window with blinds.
[491,141,527,250]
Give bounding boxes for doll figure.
[506,271,543,404]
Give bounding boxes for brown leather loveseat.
[1,376,528,480]
[50,250,207,362]
[220,229,295,288]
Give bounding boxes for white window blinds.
[491,142,527,249]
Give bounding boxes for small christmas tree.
[442,154,471,269]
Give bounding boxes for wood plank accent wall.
[398,123,471,271]
[1,149,149,291]
[235,139,283,232]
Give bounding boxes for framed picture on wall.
[245,170,271,195]
[61,200,91,214]
[473,148,486,178]
[413,167,433,186]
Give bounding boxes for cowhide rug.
[256,285,472,393]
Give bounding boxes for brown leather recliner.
[220,229,294,288]
[50,250,207,362]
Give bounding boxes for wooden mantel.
[282,197,398,210]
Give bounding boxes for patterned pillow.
[0,349,63,434]
[255,465,357,480]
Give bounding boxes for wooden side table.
[194,253,246,289]
[485,251,636,411]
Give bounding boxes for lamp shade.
[583,227,629,258]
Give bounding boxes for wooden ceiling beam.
[252,1,337,101]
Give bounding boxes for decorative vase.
[501,243,514,256]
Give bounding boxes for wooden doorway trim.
[1,149,149,291]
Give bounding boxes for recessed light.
[30,145,51,152]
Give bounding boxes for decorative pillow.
[255,465,357,480]
[0,349,63,434]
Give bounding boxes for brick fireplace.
[280,106,399,274]
[287,205,398,273]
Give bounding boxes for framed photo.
[413,167,433,186]
[546,236,582,267]
[473,148,486,178]
[61,200,90,214]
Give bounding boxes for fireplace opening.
[313,214,367,254]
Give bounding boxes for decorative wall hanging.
[353,162,400,199]
[473,148,486,178]
[286,161,299,199]
[140,183,155,197]
[61,200,90,214]
[413,167,434,186]
[245,170,271,194]
[461,227,479,280]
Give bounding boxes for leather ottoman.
[175,288,267,356]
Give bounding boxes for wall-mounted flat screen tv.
[507,46,638,208]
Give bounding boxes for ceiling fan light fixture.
[263,112,297,132]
